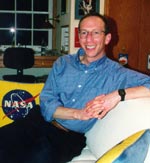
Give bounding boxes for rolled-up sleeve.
[40,58,63,122]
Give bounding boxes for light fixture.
[10,27,16,46]
[10,27,16,33]
[43,15,60,29]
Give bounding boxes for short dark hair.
[78,12,110,35]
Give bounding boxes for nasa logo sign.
[2,89,36,120]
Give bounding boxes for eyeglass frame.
[78,29,106,39]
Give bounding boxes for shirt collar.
[75,48,107,71]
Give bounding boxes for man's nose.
[86,32,94,41]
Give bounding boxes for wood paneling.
[138,0,150,74]
[105,0,150,74]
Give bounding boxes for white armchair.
[68,98,150,163]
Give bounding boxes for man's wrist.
[118,89,126,101]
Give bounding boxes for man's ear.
[105,33,111,45]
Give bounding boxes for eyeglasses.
[79,30,105,39]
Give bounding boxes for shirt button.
[85,70,88,73]
[72,99,76,102]
[78,85,82,88]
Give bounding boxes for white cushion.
[145,146,150,163]
[68,146,96,163]
[85,98,150,159]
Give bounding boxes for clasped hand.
[79,91,120,120]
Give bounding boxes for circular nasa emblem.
[2,89,36,120]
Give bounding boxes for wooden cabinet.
[0,56,3,67]
[34,56,58,68]
[105,0,150,74]
[0,56,58,68]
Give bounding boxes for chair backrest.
[3,47,34,69]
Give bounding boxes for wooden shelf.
[0,56,58,68]
[34,56,58,68]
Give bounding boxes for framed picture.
[75,0,99,19]
[74,27,81,48]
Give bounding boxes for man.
[1,12,150,163]
[40,12,150,161]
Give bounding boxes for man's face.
[79,16,111,61]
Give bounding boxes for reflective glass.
[17,0,31,11]
[17,31,31,45]
[17,14,31,28]
[33,31,48,45]
[0,30,12,45]
[79,30,105,39]
[0,13,14,28]
[0,0,14,10]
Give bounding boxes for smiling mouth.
[86,45,95,49]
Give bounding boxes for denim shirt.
[40,48,150,133]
